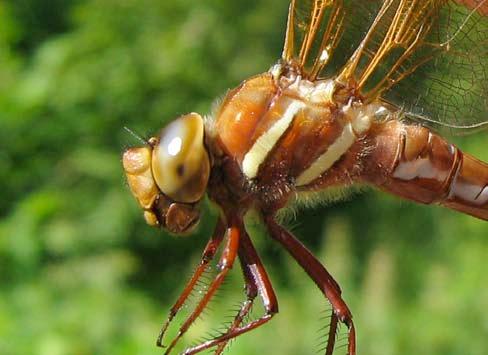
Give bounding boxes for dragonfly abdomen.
[362,120,488,220]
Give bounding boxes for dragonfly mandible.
[123,0,488,354]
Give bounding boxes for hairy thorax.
[207,68,389,211]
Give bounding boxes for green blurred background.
[1,1,487,354]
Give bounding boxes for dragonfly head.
[123,113,210,235]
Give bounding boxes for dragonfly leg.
[183,223,278,355]
[265,216,356,355]
[163,218,241,355]
[213,243,260,355]
[156,218,226,347]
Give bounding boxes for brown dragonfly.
[123,0,488,354]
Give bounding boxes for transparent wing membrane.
[339,0,447,95]
[282,0,348,79]
[282,0,488,131]
[384,0,488,130]
[458,0,488,15]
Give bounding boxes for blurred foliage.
[0,1,487,354]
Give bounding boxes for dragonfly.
[123,0,488,354]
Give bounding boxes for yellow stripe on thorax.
[295,103,378,187]
[295,123,356,186]
[242,101,305,179]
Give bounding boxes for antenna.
[123,126,149,145]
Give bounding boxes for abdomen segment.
[362,120,488,221]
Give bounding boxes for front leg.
[265,215,356,355]
[183,220,278,355]
[163,217,241,354]
[156,218,226,347]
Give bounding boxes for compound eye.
[151,113,210,203]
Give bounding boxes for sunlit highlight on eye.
[168,137,182,156]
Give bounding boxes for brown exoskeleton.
[123,1,488,354]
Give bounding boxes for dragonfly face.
[123,0,488,354]
[123,113,209,234]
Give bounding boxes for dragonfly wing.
[382,0,488,132]
[282,0,377,80]
[281,1,488,131]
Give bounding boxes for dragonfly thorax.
[211,70,388,209]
